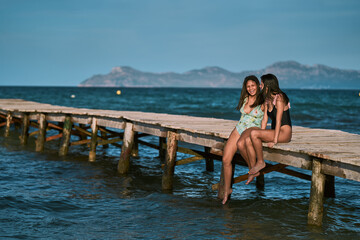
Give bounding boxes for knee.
[222,156,232,166]
[245,137,252,147]
[237,139,245,151]
[250,130,259,140]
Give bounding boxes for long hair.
[236,75,264,110]
[261,73,289,105]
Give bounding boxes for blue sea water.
[0,87,359,239]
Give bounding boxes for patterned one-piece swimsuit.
[236,98,264,135]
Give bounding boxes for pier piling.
[89,118,98,162]
[256,173,265,189]
[117,122,135,174]
[4,111,12,137]
[162,131,178,190]
[325,175,335,198]
[35,113,47,152]
[159,137,166,162]
[20,113,29,145]
[131,132,139,157]
[308,158,326,226]
[59,115,73,156]
[205,147,214,172]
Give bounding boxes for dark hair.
[261,73,289,105]
[236,75,264,110]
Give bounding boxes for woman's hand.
[267,142,277,148]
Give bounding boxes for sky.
[0,0,359,86]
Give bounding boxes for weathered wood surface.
[1,99,360,181]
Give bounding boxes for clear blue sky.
[1,0,359,86]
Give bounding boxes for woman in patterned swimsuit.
[221,75,265,204]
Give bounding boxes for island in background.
[79,60,360,89]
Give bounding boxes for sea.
[0,87,359,239]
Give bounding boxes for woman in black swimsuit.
[246,74,292,183]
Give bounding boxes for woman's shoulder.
[275,93,290,109]
[275,93,287,102]
[261,102,266,112]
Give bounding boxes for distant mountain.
[78,61,360,89]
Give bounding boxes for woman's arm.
[273,95,285,144]
[261,104,268,129]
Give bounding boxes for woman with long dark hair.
[221,75,265,204]
[246,73,292,180]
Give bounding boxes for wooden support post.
[89,118,98,162]
[256,173,265,189]
[117,122,135,174]
[324,175,335,198]
[20,113,29,145]
[162,131,178,190]
[131,132,139,157]
[59,115,73,156]
[4,111,12,137]
[308,158,326,226]
[35,114,47,152]
[159,137,166,162]
[101,130,109,149]
[204,147,214,172]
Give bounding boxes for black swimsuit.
[267,107,292,129]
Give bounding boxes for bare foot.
[248,162,266,175]
[245,172,260,185]
[222,188,233,205]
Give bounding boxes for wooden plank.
[47,122,63,131]
[321,160,360,182]
[97,137,122,146]
[29,130,40,137]
[96,117,125,129]
[263,148,312,170]
[70,139,92,146]
[74,125,92,137]
[46,114,65,122]
[177,130,225,149]
[46,133,63,142]
[175,156,204,166]
[276,168,311,181]
[71,115,92,124]
[133,122,167,137]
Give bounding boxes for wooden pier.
[0,98,359,226]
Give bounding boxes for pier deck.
[0,99,359,226]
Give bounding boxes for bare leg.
[248,127,292,174]
[237,128,257,168]
[244,137,259,184]
[222,128,240,204]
